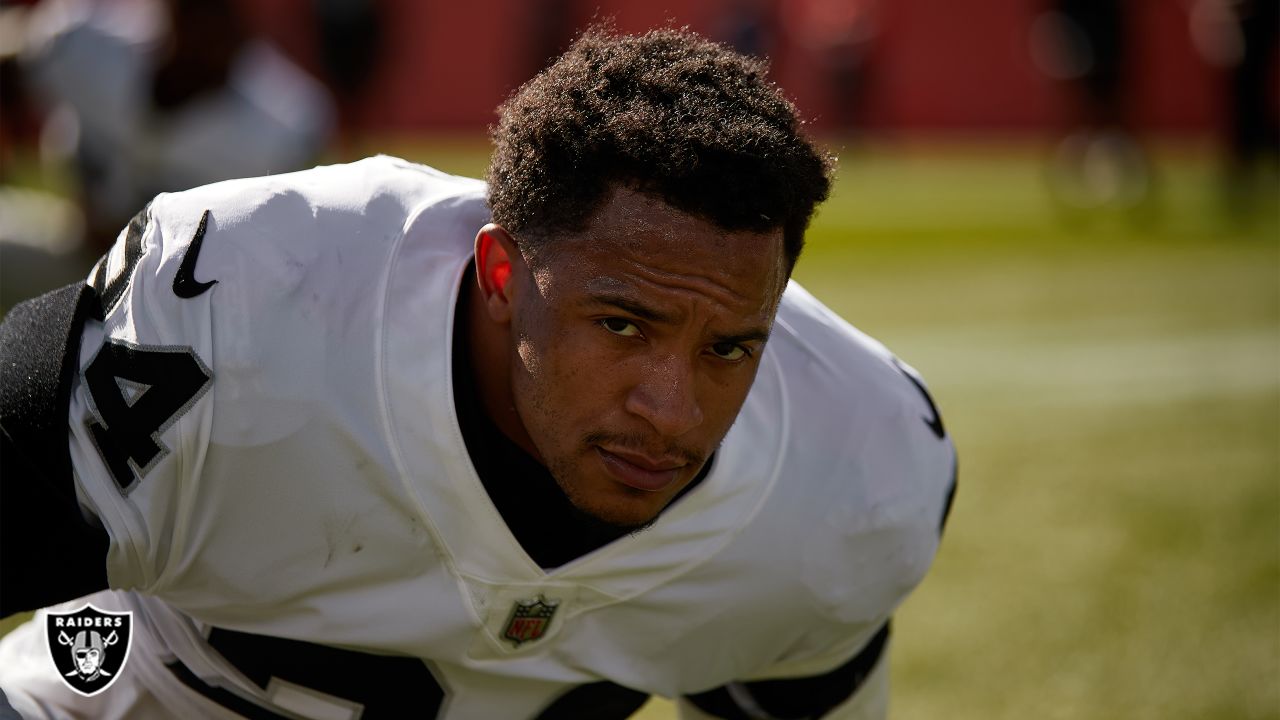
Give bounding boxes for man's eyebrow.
[585,292,677,324]
[585,292,772,345]
[711,327,772,346]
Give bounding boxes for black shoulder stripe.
[940,452,958,536]
[891,357,945,440]
[0,281,111,615]
[90,202,150,320]
[685,621,891,719]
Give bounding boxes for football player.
[0,27,955,719]
[10,0,335,248]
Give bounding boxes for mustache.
[582,431,706,467]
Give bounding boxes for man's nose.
[625,354,704,437]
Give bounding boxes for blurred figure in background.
[786,0,882,137]
[1188,0,1278,219]
[314,0,383,148]
[524,0,578,77]
[0,0,87,304]
[1,0,333,305]
[1032,0,1155,219]
[715,0,777,61]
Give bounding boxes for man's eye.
[601,318,641,337]
[710,342,748,361]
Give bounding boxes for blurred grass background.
[2,136,1276,719]
[793,140,1278,720]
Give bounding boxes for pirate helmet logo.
[45,603,133,696]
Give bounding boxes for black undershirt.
[450,271,710,570]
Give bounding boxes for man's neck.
[462,269,543,462]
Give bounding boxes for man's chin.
[564,491,662,536]
[547,459,671,532]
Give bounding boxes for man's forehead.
[583,188,763,247]
[574,245,779,305]
[581,275,629,293]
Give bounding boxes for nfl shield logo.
[502,595,560,647]
[45,603,133,697]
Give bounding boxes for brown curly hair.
[486,26,834,271]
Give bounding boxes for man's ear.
[474,224,521,323]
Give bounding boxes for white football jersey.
[4,156,954,719]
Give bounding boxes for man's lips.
[595,447,685,492]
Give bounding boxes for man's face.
[76,647,101,675]
[504,188,788,528]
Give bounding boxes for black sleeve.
[0,281,111,617]
[684,622,890,720]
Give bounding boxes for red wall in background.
[235,0,1261,136]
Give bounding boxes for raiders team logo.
[502,595,560,647]
[45,604,133,697]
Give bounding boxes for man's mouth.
[595,446,685,492]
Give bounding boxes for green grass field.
[789,142,1279,720]
[3,137,1277,719]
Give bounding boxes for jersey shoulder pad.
[93,155,483,323]
[774,279,951,459]
[772,280,955,623]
